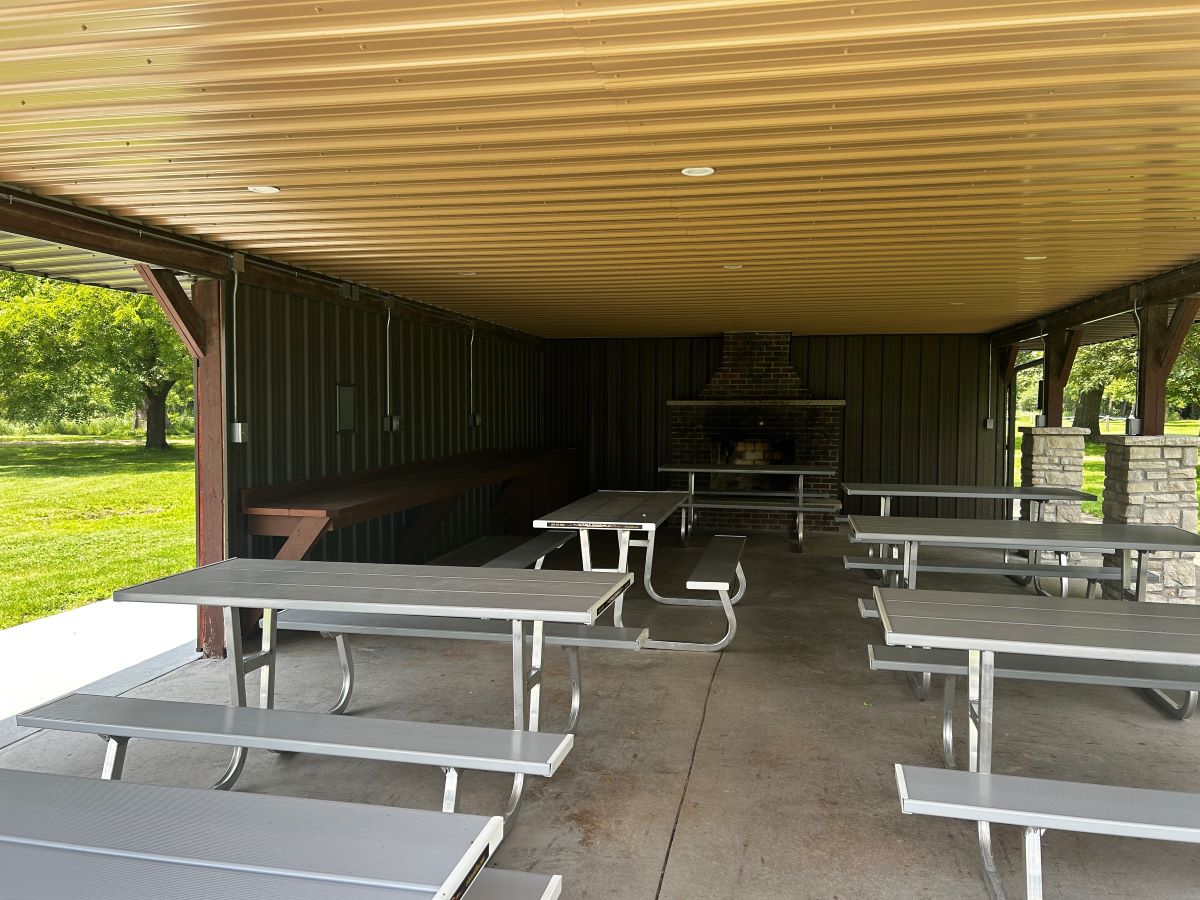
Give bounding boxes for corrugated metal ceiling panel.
[2,1,1200,336]
[0,231,148,294]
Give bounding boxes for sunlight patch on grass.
[0,439,195,628]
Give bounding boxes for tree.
[1064,323,1200,428]
[0,271,191,449]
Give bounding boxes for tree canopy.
[1066,325,1200,411]
[1015,323,1200,416]
[0,271,191,448]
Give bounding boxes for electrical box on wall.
[382,414,402,432]
[983,417,995,430]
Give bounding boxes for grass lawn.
[1015,417,1200,524]
[0,438,195,629]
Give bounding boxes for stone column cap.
[1095,434,1200,446]
[1017,426,1091,435]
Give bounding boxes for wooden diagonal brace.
[1159,296,1200,370]
[136,264,207,358]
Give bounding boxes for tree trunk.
[143,384,173,450]
[1072,385,1103,437]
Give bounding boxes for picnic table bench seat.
[896,764,1200,900]
[481,530,577,570]
[845,553,1120,597]
[19,693,572,815]
[465,869,562,900]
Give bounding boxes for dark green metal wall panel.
[229,285,543,562]
[544,334,1008,518]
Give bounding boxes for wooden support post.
[1041,329,1082,427]
[135,265,207,358]
[192,279,228,657]
[1138,297,1200,435]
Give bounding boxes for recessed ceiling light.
[457,271,476,276]
[1022,255,1047,261]
[681,166,715,177]
[721,264,743,270]
[950,301,966,306]
[247,185,281,194]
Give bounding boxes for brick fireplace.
[668,332,844,533]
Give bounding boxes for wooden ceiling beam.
[991,260,1200,347]
[0,187,538,346]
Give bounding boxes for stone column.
[1098,435,1199,603]
[1018,426,1089,522]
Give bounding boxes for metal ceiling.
[3,1,1200,338]
[0,231,147,294]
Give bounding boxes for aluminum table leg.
[100,736,128,780]
[1023,827,1045,900]
[968,648,1006,900]
[900,540,933,702]
[214,605,278,791]
[505,618,544,824]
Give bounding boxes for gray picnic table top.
[848,515,1200,553]
[843,483,1095,501]
[114,557,631,626]
[660,464,835,476]
[0,768,501,899]
[874,587,1200,667]
[534,490,689,532]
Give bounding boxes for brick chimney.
[700,332,809,399]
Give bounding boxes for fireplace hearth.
[667,332,845,534]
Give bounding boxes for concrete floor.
[3,531,1199,898]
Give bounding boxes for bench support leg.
[640,532,747,609]
[99,736,128,780]
[643,577,739,652]
[328,633,356,715]
[941,676,958,769]
[441,767,459,813]
[1139,687,1199,720]
[906,670,932,702]
[1024,827,1045,900]
[564,646,582,733]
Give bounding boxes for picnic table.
[660,463,837,549]
[0,767,505,899]
[848,515,1200,602]
[876,587,1200,899]
[242,450,572,560]
[115,557,630,814]
[843,483,1099,588]
[534,490,746,651]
